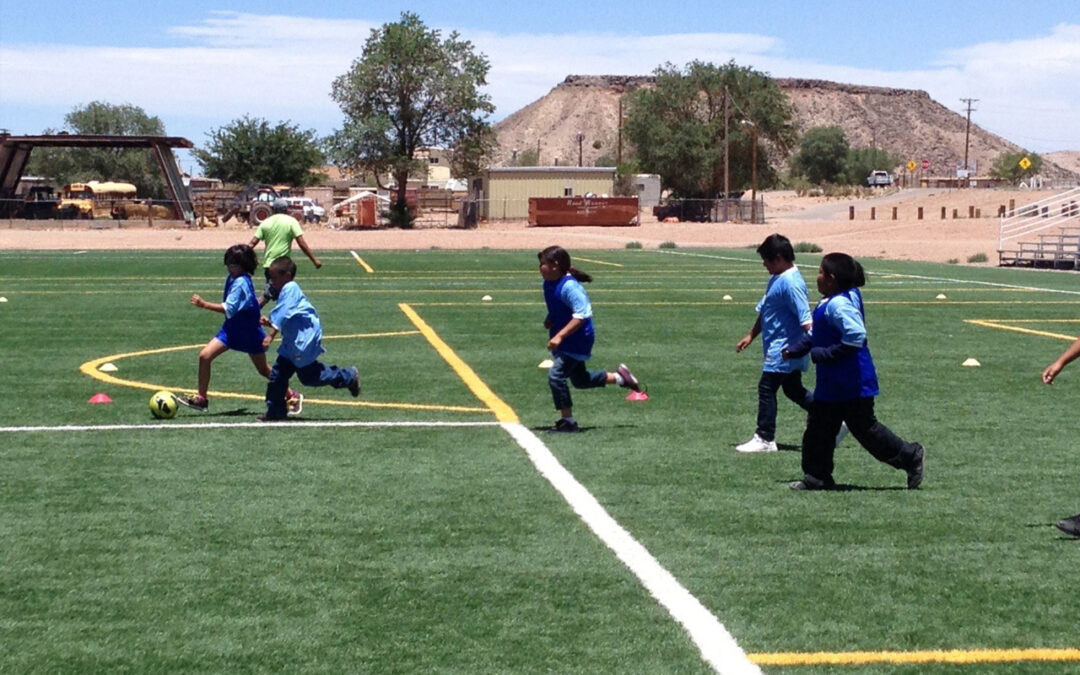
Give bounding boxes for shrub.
[948,258,959,264]
[967,253,988,263]
[625,241,643,249]
[793,242,822,253]
[659,241,677,249]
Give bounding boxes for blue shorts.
[216,324,267,355]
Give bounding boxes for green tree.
[196,116,325,187]
[328,12,495,227]
[991,150,1042,185]
[513,147,540,167]
[843,147,896,185]
[25,101,168,197]
[622,60,796,198]
[791,126,849,184]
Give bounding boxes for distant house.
[631,174,661,207]
[476,166,616,220]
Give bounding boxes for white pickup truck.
[866,170,893,187]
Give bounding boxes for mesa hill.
[492,74,1077,181]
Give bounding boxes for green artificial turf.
[2,247,1079,673]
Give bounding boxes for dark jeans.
[756,370,812,441]
[265,354,355,418]
[548,353,607,411]
[800,397,920,487]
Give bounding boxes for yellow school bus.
[59,181,137,219]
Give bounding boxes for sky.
[2,0,1078,174]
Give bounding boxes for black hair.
[268,255,297,279]
[820,252,866,291]
[538,245,592,283]
[756,233,795,263]
[223,243,257,274]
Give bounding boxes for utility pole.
[961,98,978,185]
[576,132,584,167]
[616,97,623,166]
[723,86,730,220]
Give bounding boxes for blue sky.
[2,1,1078,173]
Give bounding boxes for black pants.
[800,397,919,487]
[756,370,812,441]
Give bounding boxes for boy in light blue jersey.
[735,234,813,453]
[258,256,360,421]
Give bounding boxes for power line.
[960,97,979,174]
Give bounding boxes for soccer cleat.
[616,363,642,392]
[286,390,304,417]
[175,394,208,412]
[790,475,833,491]
[346,367,361,397]
[1056,514,1080,538]
[906,443,925,490]
[736,433,777,453]
[546,418,580,433]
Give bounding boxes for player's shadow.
[776,442,800,452]
[205,408,252,417]
[782,480,907,492]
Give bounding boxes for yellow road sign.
[906,160,917,171]
[1019,156,1032,170]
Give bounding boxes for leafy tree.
[791,126,849,184]
[623,60,796,198]
[25,101,168,197]
[513,147,540,167]
[195,116,325,187]
[991,150,1042,185]
[329,12,495,227]
[843,147,896,185]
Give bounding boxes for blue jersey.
[268,280,325,367]
[810,288,879,402]
[215,274,266,355]
[543,273,595,361]
[755,266,811,373]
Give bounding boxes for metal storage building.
[477,166,615,220]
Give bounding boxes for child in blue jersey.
[538,245,642,433]
[258,256,360,421]
[782,252,925,490]
[735,234,813,453]
[1041,334,1080,537]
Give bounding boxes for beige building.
[477,166,616,220]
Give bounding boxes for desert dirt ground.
[0,188,1055,263]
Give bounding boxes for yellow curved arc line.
[750,647,1080,666]
[78,333,488,414]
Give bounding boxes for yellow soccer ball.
[150,390,178,419]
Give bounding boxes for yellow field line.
[77,333,488,414]
[574,256,623,267]
[965,319,1077,341]
[750,647,1080,666]
[350,250,374,273]
[398,303,518,424]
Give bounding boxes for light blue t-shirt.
[268,280,325,367]
[754,266,812,373]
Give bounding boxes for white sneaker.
[736,434,778,453]
[835,422,849,446]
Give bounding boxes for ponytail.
[820,252,866,291]
[538,245,592,283]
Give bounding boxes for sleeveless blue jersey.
[811,288,879,402]
[543,274,595,360]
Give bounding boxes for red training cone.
[626,390,649,401]
[88,393,113,404]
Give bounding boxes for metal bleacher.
[998,187,1080,268]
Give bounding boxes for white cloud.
[1,12,1078,151]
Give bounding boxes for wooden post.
[1008,198,1015,217]
[941,206,947,219]
[918,206,924,220]
[849,205,855,220]
[892,206,898,220]
[976,208,981,218]
[870,207,876,220]
[968,205,975,218]
[952,208,959,219]
[998,205,1006,217]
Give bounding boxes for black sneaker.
[176,394,208,412]
[790,475,833,490]
[616,363,642,392]
[546,418,580,433]
[906,443,925,490]
[1056,514,1080,538]
[347,367,361,397]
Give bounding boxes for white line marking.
[0,421,501,433]
[501,421,760,675]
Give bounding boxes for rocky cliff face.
[492,75,1076,181]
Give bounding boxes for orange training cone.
[626,390,649,401]
[88,393,113,404]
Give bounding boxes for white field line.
[501,421,760,675]
[0,421,501,433]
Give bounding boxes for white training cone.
[722,294,733,301]
[936,293,947,300]
[0,297,7,302]
[538,359,554,369]
[481,295,492,302]
[962,358,981,367]
[98,362,118,372]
